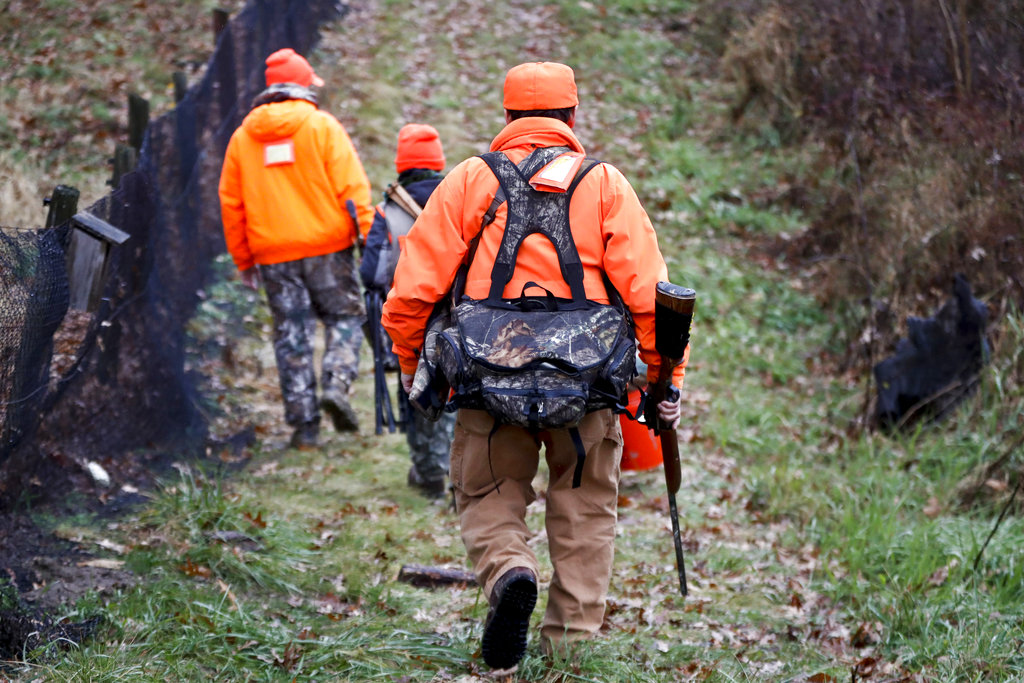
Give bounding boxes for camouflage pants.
[260,249,364,426]
[406,402,456,483]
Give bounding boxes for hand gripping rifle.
[644,282,696,597]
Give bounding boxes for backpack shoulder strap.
[476,148,601,305]
[449,172,507,304]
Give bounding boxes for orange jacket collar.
[489,117,585,155]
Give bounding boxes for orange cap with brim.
[503,62,578,110]
[265,48,325,88]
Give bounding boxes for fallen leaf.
[180,559,212,579]
[234,639,258,653]
[244,510,267,528]
[928,566,949,587]
[854,656,879,675]
[851,621,882,647]
[216,578,238,610]
[95,538,128,554]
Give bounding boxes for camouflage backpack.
[435,146,636,452]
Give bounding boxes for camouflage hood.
[251,83,318,109]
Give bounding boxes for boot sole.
[481,576,537,670]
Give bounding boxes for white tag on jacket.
[529,152,584,192]
[264,139,295,166]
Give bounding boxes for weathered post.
[212,8,229,42]
[173,71,188,103]
[43,185,80,229]
[127,93,149,151]
[109,144,137,189]
[64,212,130,312]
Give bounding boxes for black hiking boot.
[481,567,537,671]
[289,421,320,450]
[321,387,359,432]
[407,466,446,499]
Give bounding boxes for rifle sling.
[384,182,423,218]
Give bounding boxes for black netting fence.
[0,0,344,502]
[0,228,70,460]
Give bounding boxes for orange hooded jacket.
[219,99,373,271]
[381,116,687,386]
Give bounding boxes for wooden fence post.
[213,8,229,43]
[110,144,137,189]
[108,93,148,188]
[44,185,80,229]
[173,71,188,103]
[127,93,149,151]
[65,212,130,312]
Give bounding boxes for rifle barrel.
[668,493,688,596]
[366,288,397,434]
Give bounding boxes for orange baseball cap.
[395,123,445,173]
[503,62,578,110]
[265,48,325,88]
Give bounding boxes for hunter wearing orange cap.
[360,123,455,498]
[219,48,374,448]
[381,62,685,670]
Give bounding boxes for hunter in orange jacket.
[381,62,687,671]
[381,114,683,387]
[218,48,373,448]
[219,93,373,271]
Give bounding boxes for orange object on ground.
[619,389,663,471]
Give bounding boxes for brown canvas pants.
[450,408,623,644]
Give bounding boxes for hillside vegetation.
[2,0,1023,681]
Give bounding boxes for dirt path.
[308,0,872,677]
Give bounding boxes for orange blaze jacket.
[381,116,687,385]
[219,99,374,271]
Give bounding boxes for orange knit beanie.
[264,48,324,88]
[395,123,445,173]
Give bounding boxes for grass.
[4,0,1024,681]
[0,0,246,228]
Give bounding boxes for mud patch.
[0,509,137,662]
[0,582,101,662]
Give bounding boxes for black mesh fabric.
[0,228,70,458]
[0,0,344,495]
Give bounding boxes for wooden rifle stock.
[648,282,696,597]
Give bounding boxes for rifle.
[364,286,400,435]
[644,281,696,597]
[349,198,405,435]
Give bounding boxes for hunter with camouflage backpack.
[381,62,687,671]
